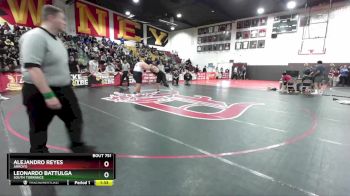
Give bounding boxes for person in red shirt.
[279,72,292,91]
[328,66,340,87]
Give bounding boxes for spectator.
[184,70,192,86]
[233,66,238,79]
[339,65,349,87]
[89,56,99,75]
[328,65,339,87]
[241,65,247,80]
[69,56,79,73]
[158,61,165,73]
[1,22,10,31]
[279,72,292,91]
[104,61,116,75]
[302,63,312,77]
[92,43,98,53]
[164,63,171,73]
[172,68,180,86]
[312,61,326,94]
[195,65,199,73]
[203,66,207,73]
[100,53,107,64]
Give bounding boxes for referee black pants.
[120,71,129,86]
[157,71,168,85]
[22,83,84,153]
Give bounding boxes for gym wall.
[166,2,350,80]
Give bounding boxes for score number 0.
[104,161,110,178]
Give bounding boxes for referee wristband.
[43,92,56,100]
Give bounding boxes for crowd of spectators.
[0,22,186,75]
[0,22,29,72]
[328,64,350,87]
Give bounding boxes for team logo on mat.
[102,91,263,120]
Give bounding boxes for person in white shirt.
[92,44,99,53]
[233,66,238,79]
[104,61,116,75]
[89,56,99,76]
[100,54,107,64]
[158,61,165,73]
[133,59,151,94]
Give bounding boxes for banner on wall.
[196,72,217,80]
[71,73,89,87]
[197,73,207,80]
[0,0,52,27]
[128,72,157,84]
[75,0,110,38]
[88,73,120,87]
[222,73,229,79]
[207,72,216,80]
[147,26,168,46]
[0,72,23,92]
[114,14,143,42]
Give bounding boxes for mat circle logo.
[102,90,264,120]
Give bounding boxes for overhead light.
[176,13,182,18]
[133,0,139,3]
[211,10,215,13]
[257,8,264,14]
[287,1,296,9]
[125,11,131,16]
[171,26,175,31]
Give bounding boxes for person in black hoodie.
[184,70,192,86]
[172,68,180,86]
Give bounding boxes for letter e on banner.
[114,14,141,42]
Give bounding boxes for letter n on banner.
[114,14,142,42]
[75,1,109,37]
[0,0,52,27]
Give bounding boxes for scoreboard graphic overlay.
[7,153,115,186]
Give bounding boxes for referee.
[120,59,130,87]
[20,5,95,153]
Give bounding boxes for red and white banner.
[128,71,157,84]
[196,72,217,80]
[142,72,157,83]
[196,73,207,80]
[221,73,230,79]
[75,0,110,37]
[0,72,23,92]
[207,72,216,80]
[0,0,52,27]
[89,73,120,87]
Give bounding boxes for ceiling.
[85,0,345,31]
